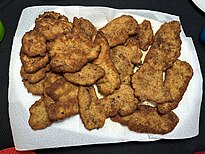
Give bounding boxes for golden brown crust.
[64,63,105,86]
[100,15,138,47]
[21,30,47,57]
[29,97,53,130]
[45,78,79,121]
[110,45,142,84]
[93,32,121,96]
[20,65,50,84]
[107,84,138,117]
[78,86,106,130]
[72,17,97,40]
[157,59,193,114]
[34,11,72,40]
[125,20,154,51]
[20,52,49,74]
[131,62,172,103]
[23,79,44,95]
[111,105,179,134]
[144,21,181,70]
[49,33,101,73]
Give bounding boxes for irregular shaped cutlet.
[20,52,49,74]
[78,86,107,130]
[29,97,52,130]
[107,84,138,117]
[72,17,97,40]
[131,62,172,103]
[45,78,79,121]
[111,105,179,134]
[21,30,47,57]
[20,65,50,84]
[125,20,154,51]
[110,45,142,84]
[64,63,105,86]
[34,11,72,40]
[144,21,181,70]
[157,59,193,114]
[93,32,121,96]
[49,33,100,73]
[100,15,138,47]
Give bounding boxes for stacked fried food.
[20,11,193,134]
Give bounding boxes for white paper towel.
[8,6,203,150]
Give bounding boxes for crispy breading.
[44,72,63,90]
[144,21,181,70]
[20,65,50,84]
[110,45,142,84]
[64,63,105,86]
[23,79,44,95]
[107,84,138,116]
[100,15,138,47]
[29,97,53,130]
[45,78,79,121]
[111,105,179,134]
[157,59,193,114]
[49,33,101,73]
[93,32,121,96]
[125,20,153,51]
[20,52,49,74]
[72,17,97,40]
[21,30,47,57]
[78,86,106,130]
[132,62,172,103]
[34,11,72,40]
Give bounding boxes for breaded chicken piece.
[49,33,101,73]
[100,15,138,47]
[21,30,47,57]
[29,97,52,130]
[107,84,138,116]
[78,86,107,130]
[110,45,142,84]
[64,63,105,86]
[72,17,97,40]
[144,21,181,70]
[125,20,153,51]
[132,62,172,103]
[93,32,121,96]
[157,59,193,114]
[20,65,50,84]
[45,78,79,121]
[23,79,44,95]
[20,52,49,74]
[111,105,179,134]
[34,11,72,40]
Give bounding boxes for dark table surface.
[0,0,205,153]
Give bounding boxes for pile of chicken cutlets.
[19,11,193,134]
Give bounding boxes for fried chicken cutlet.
[29,97,53,130]
[111,105,179,134]
[64,63,105,86]
[34,11,72,40]
[157,59,193,114]
[93,32,121,96]
[49,33,101,73]
[131,62,172,103]
[21,30,47,57]
[144,21,181,70]
[100,15,138,47]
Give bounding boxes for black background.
[0,0,205,153]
